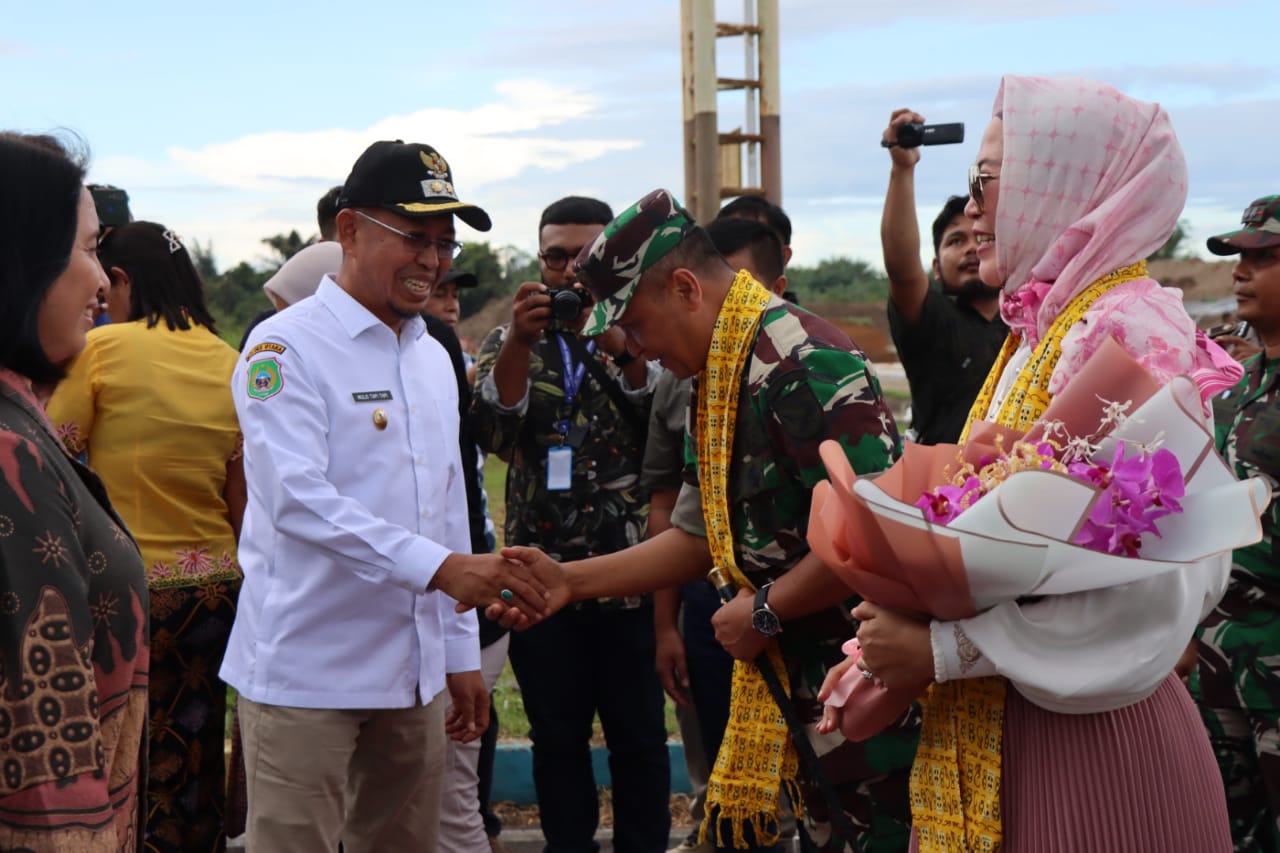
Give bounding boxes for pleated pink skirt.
[909,674,1230,852]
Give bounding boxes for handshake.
[430,548,570,629]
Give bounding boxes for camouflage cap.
[1207,195,1280,255]
[576,188,697,337]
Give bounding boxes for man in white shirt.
[223,139,547,853]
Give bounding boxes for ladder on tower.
[680,0,781,224]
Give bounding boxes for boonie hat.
[575,188,697,337]
[1207,195,1280,255]
[338,141,492,232]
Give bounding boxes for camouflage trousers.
[792,707,921,853]
[1191,575,1280,852]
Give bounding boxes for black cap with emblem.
[337,140,492,232]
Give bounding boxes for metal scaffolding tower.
[680,0,781,225]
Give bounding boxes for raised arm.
[881,108,931,326]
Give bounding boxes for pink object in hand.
[822,638,926,742]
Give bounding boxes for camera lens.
[550,289,584,321]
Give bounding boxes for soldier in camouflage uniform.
[1192,194,1280,852]
[494,189,918,852]
[470,196,672,853]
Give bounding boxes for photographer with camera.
[881,108,1008,445]
[470,195,670,853]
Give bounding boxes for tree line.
[198,219,1193,348]
[197,235,896,347]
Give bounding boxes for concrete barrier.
[492,740,692,804]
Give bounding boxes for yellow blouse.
[47,321,242,589]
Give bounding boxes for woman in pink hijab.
[852,76,1238,852]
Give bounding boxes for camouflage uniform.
[1192,352,1280,852]
[670,297,920,853]
[471,324,651,573]
[470,322,672,852]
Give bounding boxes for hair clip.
[163,229,183,254]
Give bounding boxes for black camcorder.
[546,286,593,332]
[882,122,965,149]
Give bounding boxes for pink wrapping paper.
[809,338,1166,741]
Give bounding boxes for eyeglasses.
[968,164,1000,215]
[353,210,464,259]
[538,247,585,272]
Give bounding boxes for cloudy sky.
[4,0,1276,272]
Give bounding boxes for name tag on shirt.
[352,390,393,403]
[547,447,573,491]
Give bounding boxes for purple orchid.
[915,476,985,525]
[1072,443,1185,556]
[918,436,1188,559]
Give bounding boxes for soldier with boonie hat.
[498,188,918,850]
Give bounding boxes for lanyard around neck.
[555,333,594,436]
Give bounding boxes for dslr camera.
[545,286,593,332]
[882,122,965,149]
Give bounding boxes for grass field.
[483,455,681,741]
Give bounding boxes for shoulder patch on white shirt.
[247,358,284,400]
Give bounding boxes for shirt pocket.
[729,413,786,542]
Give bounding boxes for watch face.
[752,607,781,637]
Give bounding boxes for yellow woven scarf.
[911,261,1148,853]
[696,271,802,849]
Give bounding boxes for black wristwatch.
[611,350,636,368]
[751,582,782,637]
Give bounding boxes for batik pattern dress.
[0,368,149,853]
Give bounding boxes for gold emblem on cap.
[430,180,445,194]
[372,408,388,430]
[420,150,449,178]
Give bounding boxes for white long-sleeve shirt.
[220,276,479,709]
[930,555,1229,713]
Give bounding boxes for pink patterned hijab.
[990,75,1240,398]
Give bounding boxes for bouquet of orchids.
[808,337,1268,741]
[916,403,1185,559]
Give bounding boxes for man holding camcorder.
[880,108,1008,446]
[470,196,670,853]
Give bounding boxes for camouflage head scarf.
[576,188,697,337]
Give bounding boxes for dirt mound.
[802,300,895,363]
[1148,258,1235,302]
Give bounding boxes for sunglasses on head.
[968,164,999,215]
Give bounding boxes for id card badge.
[547,446,574,491]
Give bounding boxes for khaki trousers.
[238,693,445,853]
[439,634,509,850]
